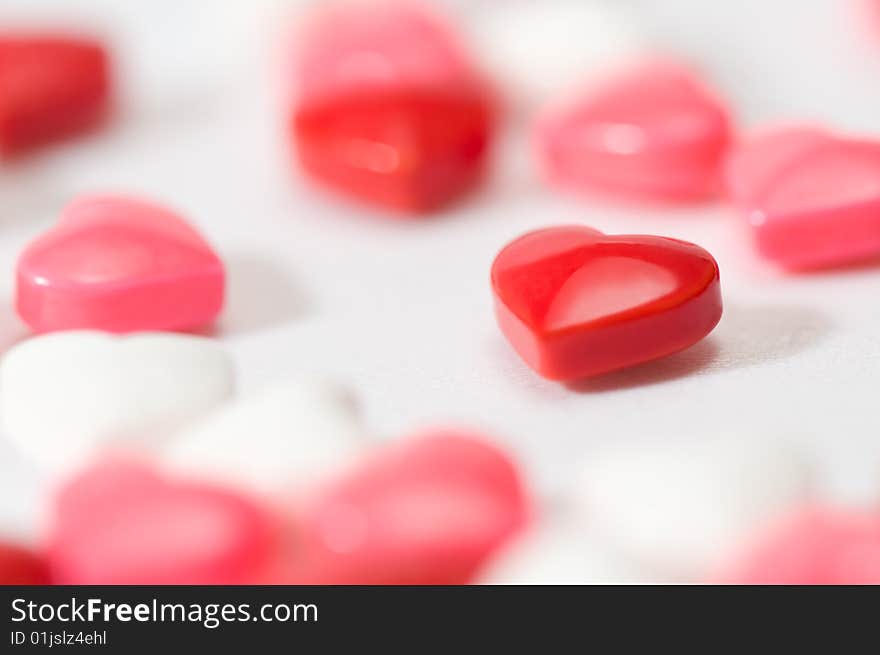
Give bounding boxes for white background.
[1,0,879,543]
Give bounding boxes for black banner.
[1,585,876,650]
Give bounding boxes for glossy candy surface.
[277,431,529,584]
[16,195,224,333]
[0,35,109,156]
[48,461,277,584]
[0,543,49,584]
[713,507,880,584]
[291,2,494,213]
[725,126,880,269]
[536,63,732,202]
[491,226,722,381]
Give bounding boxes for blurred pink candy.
[273,430,529,584]
[536,62,733,203]
[48,461,278,585]
[16,195,225,334]
[712,506,880,585]
[292,0,479,105]
[725,126,880,270]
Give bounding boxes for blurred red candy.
[491,226,722,381]
[0,543,49,585]
[725,126,880,270]
[278,431,529,584]
[48,461,277,584]
[713,507,880,584]
[16,195,225,334]
[290,2,494,213]
[536,63,732,202]
[0,34,110,156]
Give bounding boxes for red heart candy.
[294,90,493,213]
[536,63,732,202]
[712,507,880,584]
[0,34,110,156]
[725,126,880,269]
[491,226,722,381]
[16,195,225,333]
[48,461,277,584]
[290,3,494,213]
[275,431,529,584]
[0,542,49,584]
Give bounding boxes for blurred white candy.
[0,331,234,475]
[468,0,647,110]
[480,518,653,584]
[573,435,814,579]
[162,379,366,494]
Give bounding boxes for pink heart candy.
[274,430,529,584]
[725,126,880,269]
[16,195,224,334]
[536,62,733,203]
[48,461,277,584]
[711,506,880,584]
[293,1,479,105]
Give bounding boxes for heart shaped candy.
[48,461,277,584]
[276,430,529,584]
[711,507,880,584]
[480,520,652,585]
[291,2,494,213]
[0,542,49,584]
[574,435,813,579]
[0,331,234,473]
[16,195,225,334]
[162,379,365,495]
[536,63,733,202]
[491,226,722,381]
[293,1,476,106]
[0,34,110,156]
[724,126,831,207]
[725,126,880,269]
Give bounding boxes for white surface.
[1,0,880,548]
[0,331,234,475]
[468,0,647,109]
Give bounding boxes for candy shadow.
[566,303,832,393]
[565,339,722,393]
[212,252,312,337]
[791,256,880,276]
[0,169,69,230]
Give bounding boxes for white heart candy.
[573,435,813,579]
[0,331,234,474]
[469,0,647,110]
[480,518,652,585]
[161,379,365,494]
